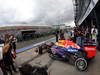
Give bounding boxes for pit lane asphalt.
[15,50,100,75]
[15,33,100,75]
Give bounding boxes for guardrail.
[16,37,56,53]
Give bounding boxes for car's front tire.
[75,58,87,71]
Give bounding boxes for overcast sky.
[0,0,75,27]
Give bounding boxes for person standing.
[38,45,43,55]
[59,30,65,40]
[91,25,98,42]
[0,35,8,75]
[11,36,17,59]
[3,34,17,75]
[0,67,3,75]
[70,29,74,41]
[0,37,4,44]
[55,31,59,42]
[75,26,84,47]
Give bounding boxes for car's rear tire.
[75,58,87,71]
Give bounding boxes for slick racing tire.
[75,58,87,71]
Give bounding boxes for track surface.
[15,34,100,75]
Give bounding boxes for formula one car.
[46,40,96,71]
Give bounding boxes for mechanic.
[76,27,84,47]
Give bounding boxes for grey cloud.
[29,0,74,25]
[0,0,74,26]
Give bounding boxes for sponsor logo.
[85,48,95,50]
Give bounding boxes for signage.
[78,0,99,25]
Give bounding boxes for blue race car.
[46,40,93,71]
